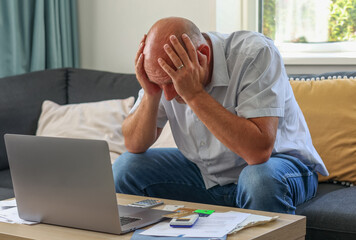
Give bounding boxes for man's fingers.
[136,54,161,95]
[164,44,184,70]
[182,34,198,64]
[135,53,147,82]
[169,35,190,66]
[158,58,176,78]
[135,34,147,65]
[135,42,145,64]
[135,53,143,71]
[135,53,149,83]
[141,34,147,43]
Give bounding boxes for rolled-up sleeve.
[129,88,144,114]
[235,45,286,119]
[129,89,167,128]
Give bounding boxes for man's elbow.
[249,152,271,165]
[125,145,148,154]
[124,140,150,154]
[245,145,274,165]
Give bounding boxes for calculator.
[127,199,164,208]
[169,214,199,227]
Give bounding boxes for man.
[112,17,328,214]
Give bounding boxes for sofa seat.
[296,183,356,240]
[0,169,14,200]
[1,68,355,240]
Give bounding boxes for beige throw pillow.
[36,98,134,163]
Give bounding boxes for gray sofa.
[0,68,355,239]
[0,68,140,199]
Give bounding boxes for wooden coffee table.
[0,194,305,240]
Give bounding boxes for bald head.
[143,17,206,84]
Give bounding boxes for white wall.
[77,0,216,74]
[77,1,355,75]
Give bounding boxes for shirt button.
[200,141,205,147]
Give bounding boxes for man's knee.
[238,162,281,196]
[112,152,149,193]
[236,160,290,212]
[112,152,144,176]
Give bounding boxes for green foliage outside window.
[262,0,276,40]
[262,0,356,42]
[329,0,356,41]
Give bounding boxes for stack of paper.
[140,211,250,238]
[139,210,279,239]
[132,229,227,240]
[0,199,38,225]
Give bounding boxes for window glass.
[262,0,356,45]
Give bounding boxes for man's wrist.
[185,90,209,108]
[143,91,161,106]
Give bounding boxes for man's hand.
[123,35,164,153]
[135,34,162,97]
[157,34,208,103]
[157,34,277,165]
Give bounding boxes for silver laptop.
[4,134,172,234]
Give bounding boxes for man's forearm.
[122,94,161,153]
[187,91,278,165]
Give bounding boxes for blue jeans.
[112,148,318,214]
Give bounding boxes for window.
[261,0,356,53]
[215,0,356,67]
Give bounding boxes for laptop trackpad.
[117,204,173,232]
[118,204,172,216]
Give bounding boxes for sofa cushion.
[0,169,13,189]
[0,69,67,170]
[290,74,356,184]
[67,68,141,104]
[0,188,14,201]
[296,184,356,240]
[36,98,134,163]
[151,123,177,149]
[0,169,14,200]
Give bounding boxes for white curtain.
[274,0,330,43]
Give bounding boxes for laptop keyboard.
[120,216,141,226]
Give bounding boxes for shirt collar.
[204,32,230,93]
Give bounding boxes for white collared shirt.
[131,31,328,189]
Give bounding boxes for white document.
[229,214,279,234]
[0,199,17,210]
[0,199,38,225]
[141,211,250,238]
